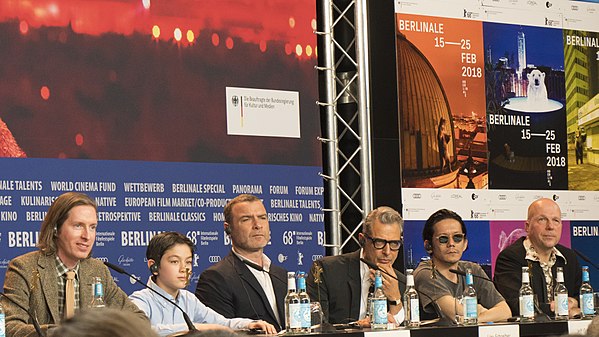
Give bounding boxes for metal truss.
[316,0,373,255]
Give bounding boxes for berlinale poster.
[396,0,599,285]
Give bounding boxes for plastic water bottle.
[554,267,569,320]
[91,277,106,308]
[366,285,374,319]
[403,269,420,328]
[0,301,5,337]
[297,272,311,332]
[580,266,595,319]
[519,266,535,322]
[285,272,301,333]
[462,268,478,325]
[371,270,388,329]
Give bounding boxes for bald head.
[527,198,561,222]
[525,198,562,256]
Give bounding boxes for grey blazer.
[2,251,147,337]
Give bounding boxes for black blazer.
[306,250,406,324]
[494,236,581,316]
[195,251,287,331]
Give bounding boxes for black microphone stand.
[360,258,456,326]
[104,262,198,336]
[0,292,45,337]
[448,268,550,322]
[240,258,287,285]
[573,248,599,271]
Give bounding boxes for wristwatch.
[387,298,401,306]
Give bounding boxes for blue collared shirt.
[129,277,253,336]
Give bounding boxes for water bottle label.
[95,283,104,297]
[299,303,311,328]
[519,295,535,317]
[463,297,477,318]
[0,313,5,337]
[373,299,387,324]
[582,293,594,315]
[410,298,420,322]
[556,293,569,316]
[289,303,302,328]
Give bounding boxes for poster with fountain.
[485,23,568,190]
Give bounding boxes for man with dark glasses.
[307,206,406,327]
[413,209,511,323]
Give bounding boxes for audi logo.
[208,256,222,263]
[312,255,323,261]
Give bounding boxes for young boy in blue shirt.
[130,231,276,336]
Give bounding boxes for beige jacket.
[2,251,147,337]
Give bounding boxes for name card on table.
[568,320,592,335]
[479,324,519,337]
[364,329,411,337]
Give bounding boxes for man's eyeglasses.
[363,233,402,251]
[436,233,466,244]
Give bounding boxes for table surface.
[281,319,594,337]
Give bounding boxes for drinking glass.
[310,301,324,332]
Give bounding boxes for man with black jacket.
[195,194,286,331]
[494,198,582,318]
[306,206,406,327]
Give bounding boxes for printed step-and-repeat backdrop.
[395,0,599,288]
[0,0,324,294]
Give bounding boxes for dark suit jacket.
[195,251,287,331]
[2,251,147,337]
[494,237,582,316]
[306,250,406,324]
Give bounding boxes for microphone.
[573,248,599,271]
[360,258,399,281]
[104,261,198,335]
[449,268,550,322]
[240,258,287,285]
[449,268,491,281]
[0,292,45,337]
[229,258,282,331]
[359,258,455,326]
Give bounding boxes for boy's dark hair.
[422,209,467,243]
[146,232,195,266]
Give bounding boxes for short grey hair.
[363,206,403,236]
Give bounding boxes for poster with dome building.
[396,13,487,189]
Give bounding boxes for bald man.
[494,198,581,318]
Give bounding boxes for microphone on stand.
[240,258,287,285]
[448,268,491,281]
[104,261,198,336]
[0,292,45,337]
[573,248,599,271]
[359,258,455,326]
[448,268,550,322]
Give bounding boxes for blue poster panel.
[0,158,325,294]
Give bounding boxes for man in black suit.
[306,206,406,326]
[494,198,582,318]
[195,194,287,331]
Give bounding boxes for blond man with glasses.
[414,209,511,323]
